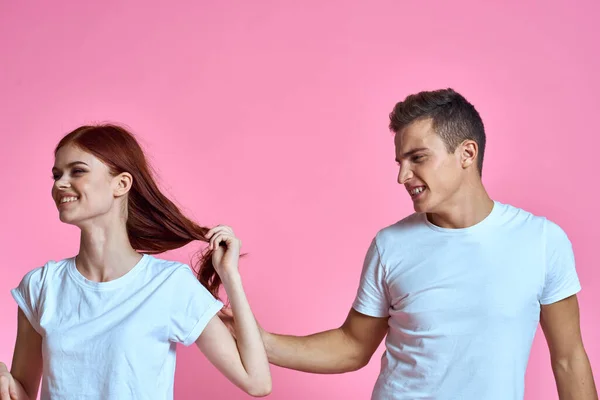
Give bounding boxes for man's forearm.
[263,328,368,374]
[553,348,598,400]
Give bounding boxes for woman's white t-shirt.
[11,254,223,400]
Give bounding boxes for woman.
[0,124,271,399]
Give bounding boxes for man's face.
[394,118,465,214]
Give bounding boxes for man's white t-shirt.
[353,201,581,400]
[12,254,223,400]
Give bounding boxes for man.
[224,88,597,399]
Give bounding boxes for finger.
[218,307,234,318]
[215,224,233,232]
[217,234,234,249]
[205,227,218,240]
[0,376,10,400]
[206,225,225,239]
[217,314,234,325]
[209,233,220,251]
[211,234,229,251]
[9,375,17,399]
[208,230,220,250]
[217,234,236,251]
[206,226,232,242]
[8,376,16,400]
[214,230,236,246]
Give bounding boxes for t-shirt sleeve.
[11,267,45,333]
[352,237,390,318]
[169,265,224,346]
[539,220,582,305]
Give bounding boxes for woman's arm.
[0,308,43,400]
[195,225,271,397]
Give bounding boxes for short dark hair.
[389,88,486,174]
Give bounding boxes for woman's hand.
[0,362,18,400]
[197,226,271,396]
[206,225,242,279]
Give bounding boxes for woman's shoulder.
[12,258,74,326]
[143,254,196,280]
[18,257,73,286]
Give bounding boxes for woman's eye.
[72,169,85,175]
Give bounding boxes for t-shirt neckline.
[423,200,502,234]
[67,253,149,291]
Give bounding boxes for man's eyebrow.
[395,148,429,162]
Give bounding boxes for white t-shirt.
[352,201,581,400]
[11,254,223,400]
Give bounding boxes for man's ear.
[460,140,478,170]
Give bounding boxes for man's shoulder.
[494,201,554,230]
[374,213,425,244]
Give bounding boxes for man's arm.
[218,236,389,374]
[262,308,389,374]
[540,294,597,400]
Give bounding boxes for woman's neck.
[76,218,142,282]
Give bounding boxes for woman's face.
[51,144,125,227]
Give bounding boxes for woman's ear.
[113,172,133,198]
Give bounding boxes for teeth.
[60,196,78,203]
[410,187,425,195]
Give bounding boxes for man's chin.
[412,201,427,213]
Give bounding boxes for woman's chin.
[58,212,81,226]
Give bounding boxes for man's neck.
[427,183,494,229]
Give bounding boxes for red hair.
[55,124,222,298]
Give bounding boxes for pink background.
[1,1,598,399]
